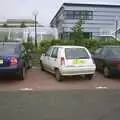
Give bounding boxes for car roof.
[51,45,86,48]
[104,45,120,48]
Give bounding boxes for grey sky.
[0,0,120,26]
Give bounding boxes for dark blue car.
[0,42,32,80]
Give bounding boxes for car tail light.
[112,61,120,67]
[61,57,65,66]
[10,57,18,65]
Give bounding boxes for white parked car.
[40,45,96,81]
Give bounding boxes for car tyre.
[17,66,26,81]
[85,74,94,80]
[55,69,62,82]
[40,60,44,71]
[104,66,110,78]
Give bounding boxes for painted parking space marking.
[20,88,33,91]
[96,86,109,89]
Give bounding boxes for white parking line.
[96,86,109,89]
[20,88,33,91]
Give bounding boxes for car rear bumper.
[0,65,19,74]
[110,68,120,75]
[59,66,96,76]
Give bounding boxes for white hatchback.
[40,45,96,81]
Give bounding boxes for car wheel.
[17,66,26,80]
[85,74,94,80]
[40,61,44,71]
[55,69,62,82]
[104,66,110,78]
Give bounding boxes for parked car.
[0,42,32,80]
[40,45,96,81]
[92,45,120,77]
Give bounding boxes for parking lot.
[0,67,119,91]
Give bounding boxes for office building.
[50,3,120,40]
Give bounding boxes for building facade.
[50,3,120,40]
[0,18,58,43]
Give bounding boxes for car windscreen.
[111,47,120,56]
[0,44,17,54]
[65,48,90,59]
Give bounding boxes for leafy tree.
[20,22,26,28]
[71,18,84,45]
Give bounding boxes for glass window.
[51,48,58,58]
[45,47,52,56]
[110,47,120,56]
[100,49,105,56]
[74,11,80,19]
[0,44,17,53]
[65,48,90,59]
[64,10,93,20]
[94,48,102,55]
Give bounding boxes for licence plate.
[0,59,3,64]
[72,59,86,64]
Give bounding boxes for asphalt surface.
[0,69,120,90]
[0,90,120,120]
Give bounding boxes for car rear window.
[65,48,90,59]
[0,44,17,53]
[111,47,120,56]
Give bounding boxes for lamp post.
[115,16,119,40]
[33,10,38,48]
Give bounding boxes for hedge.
[23,39,120,55]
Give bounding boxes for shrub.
[23,39,120,56]
[38,39,74,54]
[23,42,35,52]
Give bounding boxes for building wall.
[25,27,58,43]
[51,3,120,39]
[0,27,58,43]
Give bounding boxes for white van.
[40,45,96,81]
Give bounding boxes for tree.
[71,18,84,45]
[20,22,26,28]
[2,23,8,27]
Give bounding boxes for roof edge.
[50,5,64,26]
[63,2,120,7]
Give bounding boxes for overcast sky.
[0,0,120,26]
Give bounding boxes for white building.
[0,18,58,42]
[24,27,58,43]
[50,3,120,40]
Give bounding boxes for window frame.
[65,48,90,59]
[51,47,58,58]
[45,47,53,57]
[64,10,93,20]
